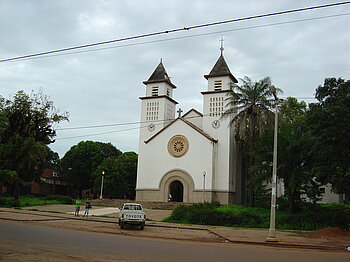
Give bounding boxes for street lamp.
[267,87,279,242]
[203,171,206,203]
[99,171,105,200]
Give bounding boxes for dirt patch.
[310,227,350,239]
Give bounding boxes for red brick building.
[25,168,69,195]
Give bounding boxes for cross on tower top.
[220,37,224,55]
[177,108,183,117]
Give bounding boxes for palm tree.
[222,76,282,206]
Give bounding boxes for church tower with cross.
[136,44,242,204]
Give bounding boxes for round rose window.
[168,135,189,158]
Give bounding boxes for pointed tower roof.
[204,54,238,83]
[143,60,177,88]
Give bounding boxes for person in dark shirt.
[83,201,92,217]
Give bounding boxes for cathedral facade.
[135,52,242,205]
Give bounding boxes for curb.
[206,228,343,251]
[0,208,346,251]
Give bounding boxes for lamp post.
[267,87,279,242]
[203,171,206,203]
[99,171,105,200]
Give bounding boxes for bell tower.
[201,43,240,204]
[202,42,237,132]
[139,59,178,139]
[137,60,178,197]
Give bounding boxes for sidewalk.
[1,205,349,251]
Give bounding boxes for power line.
[9,12,349,62]
[56,96,317,140]
[58,97,316,132]
[56,126,141,140]
[57,119,167,140]
[58,121,140,130]
[1,1,349,63]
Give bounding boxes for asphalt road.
[0,220,348,262]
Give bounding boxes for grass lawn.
[0,195,74,207]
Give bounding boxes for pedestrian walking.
[83,201,92,217]
[75,198,81,216]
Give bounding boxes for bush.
[188,209,240,226]
[166,202,246,227]
[0,198,20,207]
[167,205,191,222]
[276,203,350,230]
[45,195,74,204]
[164,202,349,230]
[238,212,262,226]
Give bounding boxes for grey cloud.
[1,0,349,157]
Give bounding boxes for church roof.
[204,54,238,83]
[182,118,217,142]
[182,108,203,118]
[143,61,177,88]
[144,117,217,144]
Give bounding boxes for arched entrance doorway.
[159,169,195,203]
[169,180,183,202]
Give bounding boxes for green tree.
[0,90,68,198]
[61,141,122,196]
[306,78,350,201]
[222,76,281,206]
[277,98,314,212]
[93,152,138,199]
[253,97,321,212]
[45,147,61,170]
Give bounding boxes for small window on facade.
[167,88,170,96]
[214,80,222,91]
[152,87,159,96]
[319,187,326,194]
[53,172,59,177]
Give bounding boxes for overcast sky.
[1,0,349,158]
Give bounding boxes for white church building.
[136,50,243,205]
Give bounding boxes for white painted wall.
[207,76,232,91]
[301,183,343,204]
[136,120,214,191]
[202,76,235,192]
[183,110,203,129]
[145,82,174,97]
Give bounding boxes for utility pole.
[267,87,279,242]
[99,171,105,200]
[203,171,206,202]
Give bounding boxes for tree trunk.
[288,180,300,213]
[14,183,20,200]
[248,113,257,207]
[241,153,248,206]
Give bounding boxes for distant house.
[24,168,69,195]
[301,182,345,204]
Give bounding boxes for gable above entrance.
[144,117,217,144]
